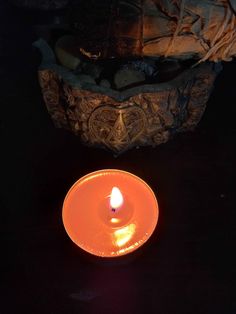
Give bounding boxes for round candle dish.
[62,169,159,258]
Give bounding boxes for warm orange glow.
[113,224,136,247]
[110,187,124,210]
[110,217,121,224]
[62,169,159,257]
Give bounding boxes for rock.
[81,62,103,80]
[55,35,80,70]
[76,74,96,85]
[123,59,158,77]
[114,68,145,89]
[157,60,182,81]
[158,60,181,74]
[99,79,111,89]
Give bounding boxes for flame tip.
[110,186,124,210]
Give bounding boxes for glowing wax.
[62,169,159,257]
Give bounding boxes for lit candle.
[62,169,159,257]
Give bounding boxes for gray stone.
[123,59,158,77]
[76,74,96,85]
[55,36,80,70]
[99,79,111,89]
[81,63,103,80]
[114,68,145,89]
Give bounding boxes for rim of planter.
[33,38,220,103]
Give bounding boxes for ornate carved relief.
[38,62,221,153]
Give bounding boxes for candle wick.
[111,208,116,213]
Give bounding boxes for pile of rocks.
[55,35,183,90]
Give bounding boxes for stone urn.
[34,39,222,154]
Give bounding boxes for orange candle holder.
[62,169,159,257]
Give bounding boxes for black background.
[1,2,236,313]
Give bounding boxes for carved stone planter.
[34,39,222,154]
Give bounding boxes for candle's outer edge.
[62,169,159,258]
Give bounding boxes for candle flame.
[110,187,123,210]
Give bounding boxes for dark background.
[1,2,236,313]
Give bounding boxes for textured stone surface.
[75,74,96,85]
[114,68,146,89]
[38,60,221,153]
[80,62,103,80]
[55,36,81,70]
[99,79,111,88]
